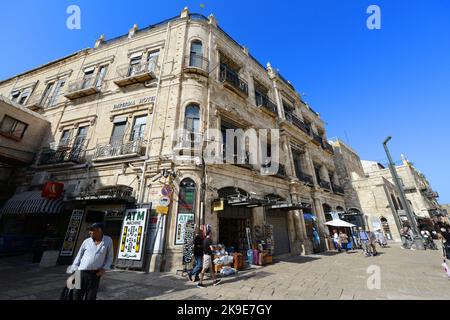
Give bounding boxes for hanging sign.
[156,206,169,215]
[42,182,65,199]
[60,210,84,257]
[175,213,195,245]
[118,208,148,261]
[212,200,224,212]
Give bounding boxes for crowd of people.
[331,228,387,256]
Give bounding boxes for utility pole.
[383,136,424,250]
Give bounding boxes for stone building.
[0,8,346,271]
[331,139,403,241]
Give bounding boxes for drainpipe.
[137,21,171,205]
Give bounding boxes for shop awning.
[0,191,64,215]
[325,219,356,228]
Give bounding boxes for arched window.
[175,178,197,245]
[184,105,200,133]
[189,40,203,68]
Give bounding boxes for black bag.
[59,287,74,300]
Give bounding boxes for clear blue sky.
[2,0,449,202]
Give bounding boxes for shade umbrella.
[325,219,356,228]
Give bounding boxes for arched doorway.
[336,206,344,212]
[380,216,393,240]
[343,208,365,229]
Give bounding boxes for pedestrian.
[440,227,450,259]
[375,229,387,247]
[358,227,371,256]
[368,231,378,256]
[339,231,349,252]
[69,223,114,300]
[188,229,203,282]
[400,225,413,249]
[197,230,222,288]
[332,229,341,252]
[312,228,321,253]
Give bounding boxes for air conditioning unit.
[30,171,49,186]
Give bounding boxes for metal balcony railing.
[332,185,345,195]
[219,64,248,96]
[93,138,147,160]
[297,172,314,185]
[184,54,209,73]
[284,111,311,135]
[174,131,203,150]
[319,180,332,191]
[255,91,277,115]
[312,132,324,146]
[38,138,88,165]
[114,60,159,86]
[323,141,334,154]
[65,77,101,99]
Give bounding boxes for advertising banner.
[118,208,148,261]
[175,213,194,245]
[60,210,84,257]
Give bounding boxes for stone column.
[287,210,301,255]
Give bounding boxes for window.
[59,130,72,147]
[48,79,66,107]
[184,105,200,133]
[111,121,127,143]
[147,51,159,72]
[41,83,55,106]
[130,116,147,141]
[129,55,142,77]
[292,151,303,178]
[10,87,33,105]
[96,66,107,88]
[314,166,322,184]
[10,91,20,102]
[189,41,203,68]
[0,115,28,139]
[82,67,95,89]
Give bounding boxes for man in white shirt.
[71,223,114,300]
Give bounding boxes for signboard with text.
[175,213,194,245]
[117,208,148,263]
[60,210,84,257]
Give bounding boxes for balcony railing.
[261,162,287,178]
[65,77,101,100]
[174,131,203,150]
[297,172,314,185]
[93,138,147,160]
[323,141,334,154]
[184,54,209,74]
[219,64,248,97]
[332,184,345,195]
[255,92,277,115]
[312,132,324,146]
[284,111,311,135]
[38,138,88,165]
[26,91,48,111]
[114,61,159,87]
[319,180,332,191]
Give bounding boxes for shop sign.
[156,206,169,214]
[212,200,224,212]
[146,212,165,254]
[60,210,84,257]
[42,182,64,199]
[159,196,171,207]
[104,210,124,221]
[175,213,194,245]
[118,208,148,261]
[113,96,155,111]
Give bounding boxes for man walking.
[70,223,114,300]
[197,230,222,288]
[188,229,203,282]
[358,227,371,256]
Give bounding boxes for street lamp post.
[383,136,424,250]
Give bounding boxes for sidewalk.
[0,243,449,300]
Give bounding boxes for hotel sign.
[113,96,155,111]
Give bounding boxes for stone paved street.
[1,243,449,300]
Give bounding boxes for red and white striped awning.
[0,191,64,215]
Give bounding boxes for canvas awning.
[0,191,64,215]
[325,219,356,228]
